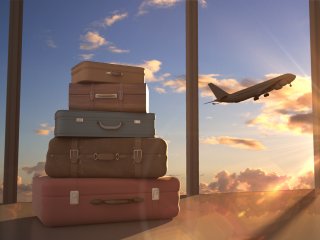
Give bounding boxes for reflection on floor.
[0,189,319,240]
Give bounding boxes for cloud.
[140,60,162,82]
[200,168,314,194]
[199,0,207,8]
[201,136,266,150]
[104,12,128,26]
[80,31,107,50]
[108,44,130,54]
[288,112,313,134]
[246,74,312,135]
[46,38,57,48]
[79,53,94,60]
[0,176,33,203]
[111,59,169,82]
[138,0,182,15]
[154,87,166,94]
[162,74,244,96]
[163,77,186,92]
[22,162,46,177]
[35,123,54,136]
[138,0,207,15]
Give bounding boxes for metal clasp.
[133,149,143,163]
[70,149,79,163]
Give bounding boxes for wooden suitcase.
[54,110,155,138]
[71,61,144,84]
[45,137,167,178]
[69,83,149,112]
[32,176,180,226]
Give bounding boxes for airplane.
[205,73,296,105]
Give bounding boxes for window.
[16,0,186,202]
[199,0,314,194]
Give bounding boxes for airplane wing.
[253,75,293,96]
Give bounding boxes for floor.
[1,189,320,240]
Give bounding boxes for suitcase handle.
[90,197,144,205]
[98,121,122,130]
[95,93,118,99]
[106,71,124,77]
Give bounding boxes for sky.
[0,0,314,202]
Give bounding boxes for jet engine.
[254,96,259,101]
[264,93,269,97]
[274,83,283,90]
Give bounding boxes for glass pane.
[0,0,10,204]
[18,0,186,202]
[199,0,313,193]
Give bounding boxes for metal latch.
[70,149,79,163]
[133,149,143,163]
[152,188,160,200]
[76,117,84,123]
[70,190,79,205]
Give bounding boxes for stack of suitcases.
[32,61,180,227]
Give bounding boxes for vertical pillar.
[310,0,320,189]
[186,0,199,196]
[3,0,24,203]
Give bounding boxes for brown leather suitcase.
[32,176,180,226]
[45,137,167,178]
[71,61,144,84]
[69,83,149,112]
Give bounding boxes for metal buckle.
[133,149,143,163]
[70,149,79,163]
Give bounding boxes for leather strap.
[133,138,143,177]
[70,138,79,177]
[119,83,124,111]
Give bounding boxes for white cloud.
[108,44,130,54]
[154,87,166,94]
[200,168,314,194]
[138,0,181,15]
[35,123,54,136]
[22,162,46,177]
[0,176,33,203]
[199,0,207,8]
[104,12,128,26]
[163,78,186,92]
[80,31,107,50]
[79,53,94,60]
[246,74,312,135]
[138,0,207,15]
[162,74,244,96]
[201,136,266,150]
[46,38,57,48]
[140,60,162,82]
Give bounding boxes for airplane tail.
[208,83,229,100]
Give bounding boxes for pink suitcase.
[32,176,180,227]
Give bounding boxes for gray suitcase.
[54,110,155,137]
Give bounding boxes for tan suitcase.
[69,83,149,112]
[71,61,145,84]
[45,137,167,178]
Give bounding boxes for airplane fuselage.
[217,73,295,103]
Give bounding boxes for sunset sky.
[0,0,314,201]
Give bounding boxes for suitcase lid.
[55,110,155,120]
[71,61,145,75]
[34,176,180,197]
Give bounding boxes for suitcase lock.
[133,149,143,163]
